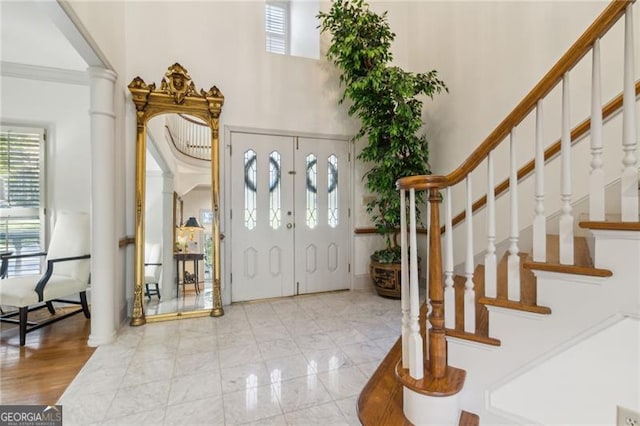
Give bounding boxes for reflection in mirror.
[129,63,224,326]
[143,114,214,317]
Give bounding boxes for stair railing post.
[408,189,424,379]
[400,189,410,367]
[428,188,447,379]
[560,72,575,264]
[621,3,638,222]
[508,128,521,301]
[485,152,497,298]
[533,101,547,262]
[444,186,455,329]
[464,176,476,333]
[589,38,605,222]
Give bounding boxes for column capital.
[88,66,117,82]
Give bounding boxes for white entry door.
[230,132,350,302]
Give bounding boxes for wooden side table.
[174,252,204,296]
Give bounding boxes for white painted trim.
[223,125,354,305]
[484,403,544,426]
[485,305,549,321]
[45,1,112,69]
[531,270,609,285]
[225,125,351,142]
[590,229,640,241]
[353,273,372,291]
[485,312,632,411]
[0,61,88,85]
[446,335,501,352]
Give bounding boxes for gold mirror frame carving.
[128,63,224,326]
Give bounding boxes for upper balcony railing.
[165,113,211,161]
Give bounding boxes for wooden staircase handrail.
[164,124,209,161]
[397,0,634,192]
[178,113,208,127]
[355,80,639,236]
[443,81,640,233]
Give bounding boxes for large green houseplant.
[318,0,446,297]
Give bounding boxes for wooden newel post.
[428,188,447,379]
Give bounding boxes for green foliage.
[318,0,447,260]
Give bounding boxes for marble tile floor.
[58,288,401,425]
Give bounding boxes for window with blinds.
[0,126,45,277]
[265,1,289,55]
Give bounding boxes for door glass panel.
[327,154,339,228]
[269,151,281,229]
[244,149,257,230]
[305,154,317,229]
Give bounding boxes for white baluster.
[533,101,547,262]
[621,4,638,221]
[589,39,605,222]
[484,153,497,298]
[464,176,476,333]
[444,186,455,328]
[559,73,574,264]
[400,189,409,367]
[408,189,423,379]
[508,128,521,301]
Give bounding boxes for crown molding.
[0,61,88,86]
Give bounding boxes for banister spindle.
[484,152,497,298]
[464,176,476,333]
[400,189,410,367]
[590,39,605,222]
[408,189,423,379]
[621,4,638,222]
[508,128,521,301]
[560,73,574,264]
[444,186,455,329]
[533,101,547,262]
[428,188,446,379]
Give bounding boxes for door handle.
[286,223,293,229]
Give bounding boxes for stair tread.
[579,220,640,231]
[477,297,552,314]
[459,411,480,426]
[357,337,411,426]
[522,235,612,277]
[445,327,501,346]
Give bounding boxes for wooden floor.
[0,307,94,405]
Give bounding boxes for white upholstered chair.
[144,243,162,299]
[0,212,91,346]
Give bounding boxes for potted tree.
[318,0,447,298]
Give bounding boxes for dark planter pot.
[370,258,402,299]
[370,256,422,299]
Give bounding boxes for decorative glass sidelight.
[306,154,317,229]
[269,151,282,229]
[244,149,257,230]
[327,154,339,228]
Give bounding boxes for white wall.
[0,76,91,230]
[490,316,639,425]
[64,0,640,303]
[405,1,640,265]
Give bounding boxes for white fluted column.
[88,67,117,347]
[161,173,175,300]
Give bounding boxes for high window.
[265,1,320,59]
[265,1,289,55]
[0,126,45,276]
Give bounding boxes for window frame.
[265,1,290,55]
[0,124,47,276]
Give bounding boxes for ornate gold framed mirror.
[128,63,224,325]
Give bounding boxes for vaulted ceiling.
[1,0,86,70]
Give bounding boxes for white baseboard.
[353,273,372,290]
